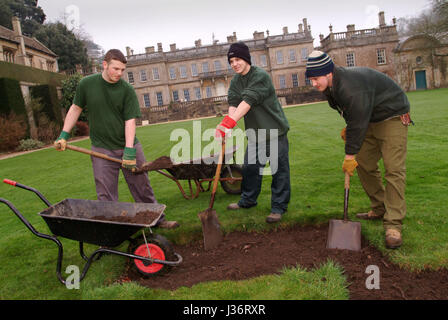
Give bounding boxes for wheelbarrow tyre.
[220,164,242,195]
[128,234,175,277]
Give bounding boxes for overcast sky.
[38,0,430,54]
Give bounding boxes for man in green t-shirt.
[216,42,291,223]
[54,49,178,229]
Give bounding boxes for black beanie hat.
[227,42,251,65]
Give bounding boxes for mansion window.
[301,48,308,61]
[346,52,355,67]
[202,62,209,74]
[46,61,55,72]
[152,68,160,80]
[276,51,284,64]
[143,94,150,107]
[377,49,386,65]
[260,54,267,67]
[183,89,190,101]
[127,72,135,84]
[180,66,187,78]
[156,92,163,106]
[214,60,222,75]
[140,70,147,82]
[191,63,198,76]
[289,49,296,63]
[169,67,176,80]
[3,49,14,63]
[206,86,212,98]
[279,75,286,89]
[292,74,299,87]
[251,55,256,66]
[194,87,201,100]
[173,90,179,102]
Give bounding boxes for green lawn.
[0,88,447,299]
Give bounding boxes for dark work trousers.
[90,143,158,204]
[238,134,290,214]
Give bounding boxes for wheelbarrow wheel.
[128,234,175,277]
[220,164,242,195]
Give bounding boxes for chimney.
[347,24,355,32]
[283,26,288,35]
[298,23,303,33]
[11,16,22,36]
[227,32,237,43]
[379,11,386,27]
[11,17,29,66]
[126,46,132,56]
[170,43,177,51]
[157,43,163,52]
[253,31,265,40]
[145,46,155,54]
[195,39,202,47]
[303,18,308,31]
[319,34,324,41]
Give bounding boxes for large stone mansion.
[124,11,448,111]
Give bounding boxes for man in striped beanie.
[306,50,413,249]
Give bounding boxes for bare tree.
[398,0,447,42]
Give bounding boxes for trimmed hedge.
[0,78,26,117]
[30,84,63,126]
[0,61,66,86]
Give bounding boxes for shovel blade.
[198,208,223,251]
[326,219,362,252]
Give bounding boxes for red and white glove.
[215,115,237,140]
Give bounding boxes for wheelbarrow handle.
[3,179,52,207]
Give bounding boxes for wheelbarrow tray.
[165,145,238,180]
[39,199,165,247]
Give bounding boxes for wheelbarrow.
[154,145,243,199]
[1,179,182,285]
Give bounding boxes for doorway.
[415,70,427,90]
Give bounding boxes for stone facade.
[125,18,315,111]
[0,17,58,72]
[318,12,398,79]
[318,11,448,91]
[394,35,448,91]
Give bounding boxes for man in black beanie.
[215,42,291,223]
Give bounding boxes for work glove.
[215,115,237,140]
[122,147,137,170]
[342,158,358,176]
[340,127,346,143]
[54,131,70,151]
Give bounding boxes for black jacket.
[324,66,410,155]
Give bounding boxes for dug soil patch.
[125,224,448,300]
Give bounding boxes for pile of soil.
[140,156,173,171]
[92,210,160,225]
[124,224,448,300]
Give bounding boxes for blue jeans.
[238,134,290,214]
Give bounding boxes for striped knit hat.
[305,51,334,78]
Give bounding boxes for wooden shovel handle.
[209,140,226,209]
[345,172,350,189]
[65,144,124,165]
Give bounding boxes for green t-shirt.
[227,66,290,140]
[73,73,141,150]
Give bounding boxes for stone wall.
[138,87,325,125]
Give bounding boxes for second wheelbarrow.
[154,145,243,199]
[1,179,183,285]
